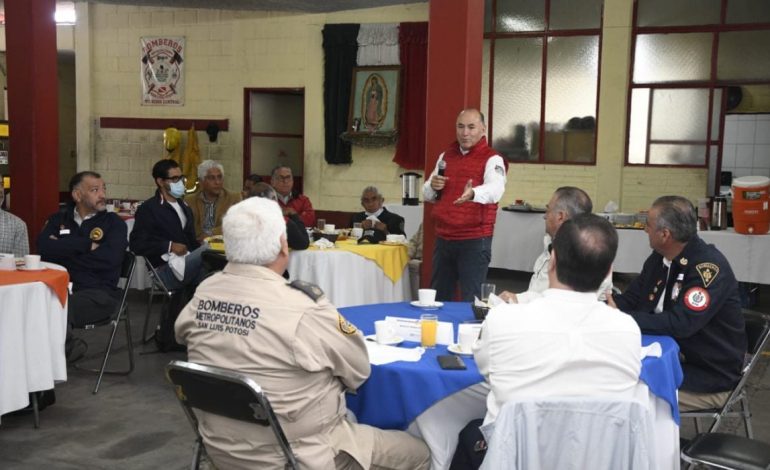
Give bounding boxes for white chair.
[480,397,655,470]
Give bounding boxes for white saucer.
[410,300,444,309]
[18,266,47,271]
[365,334,404,346]
[447,344,473,356]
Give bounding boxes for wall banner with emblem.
[140,36,185,106]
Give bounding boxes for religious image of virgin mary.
[362,74,388,131]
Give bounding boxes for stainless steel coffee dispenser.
[711,196,728,231]
[400,172,421,205]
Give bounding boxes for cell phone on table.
[437,354,467,370]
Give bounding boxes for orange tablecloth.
[0,270,69,307]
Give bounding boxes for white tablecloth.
[0,264,68,421]
[390,204,770,284]
[405,381,679,470]
[287,249,410,308]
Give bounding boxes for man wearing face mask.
[130,159,206,291]
[38,171,128,360]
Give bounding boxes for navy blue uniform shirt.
[38,206,127,292]
[614,235,747,393]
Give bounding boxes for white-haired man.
[189,159,242,242]
[175,197,431,469]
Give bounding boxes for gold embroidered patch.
[89,227,104,241]
[679,257,688,266]
[338,314,358,335]
[696,262,720,288]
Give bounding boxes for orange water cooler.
[732,176,770,234]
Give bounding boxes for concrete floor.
[1,270,769,469]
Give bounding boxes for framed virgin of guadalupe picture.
[348,66,400,135]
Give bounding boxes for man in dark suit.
[130,159,206,290]
[350,186,405,236]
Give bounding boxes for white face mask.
[169,180,186,198]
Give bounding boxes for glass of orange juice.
[420,314,438,348]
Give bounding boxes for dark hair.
[152,159,179,181]
[270,165,292,178]
[552,213,618,292]
[248,182,277,201]
[68,171,102,193]
[552,186,593,218]
[245,174,263,185]
[652,196,697,243]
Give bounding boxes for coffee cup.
[121,201,131,210]
[24,254,42,270]
[105,203,115,213]
[418,288,437,306]
[351,227,363,239]
[324,224,336,234]
[458,329,477,353]
[374,320,397,344]
[386,234,404,243]
[0,253,15,271]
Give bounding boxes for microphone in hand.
[435,160,447,200]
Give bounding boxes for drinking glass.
[480,283,496,303]
[316,218,326,231]
[420,314,438,348]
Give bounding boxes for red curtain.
[393,22,428,170]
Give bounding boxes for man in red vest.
[423,109,507,301]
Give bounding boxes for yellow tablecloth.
[308,239,409,283]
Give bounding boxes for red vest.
[432,137,503,240]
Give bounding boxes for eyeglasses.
[165,175,187,183]
[273,175,292,182]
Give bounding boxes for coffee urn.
[400,172,422,205]
[711,196,728,231]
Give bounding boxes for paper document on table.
[385,316,454,345]
[641,342,662,359]
[365,341,425,365]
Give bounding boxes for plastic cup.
[481,283,496,303]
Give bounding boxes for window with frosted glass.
[636,0,721,27]
[495,0,544,32]
[717,31,770,81]
[485,0,602,164]
[628,0,770,170]
[726,0,770,24]
[633,33,712,83]
[491,38,542,161]
[549,0,602,30]
[650,89,709,141]
[544,36,599,163]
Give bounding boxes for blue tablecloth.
[342,302,684,429]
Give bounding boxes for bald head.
[456,108,487,151]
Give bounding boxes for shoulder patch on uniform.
[289,280,324,301]
[695,262,719,288]
[89,227,104,241]
[683,287,710,312]
[337,314,358,335]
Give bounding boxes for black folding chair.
[142,257,175,343]
[201,249,227,276]
[681,432,770,469]
[165,360,298,470]
[74,251,136,394]
[681,310,770,438]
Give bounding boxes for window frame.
[625,0,770,175]
[484,0,604,165]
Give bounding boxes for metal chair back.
[76,251,137,394]
[682,310,770,437]
[165,360,298,470]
